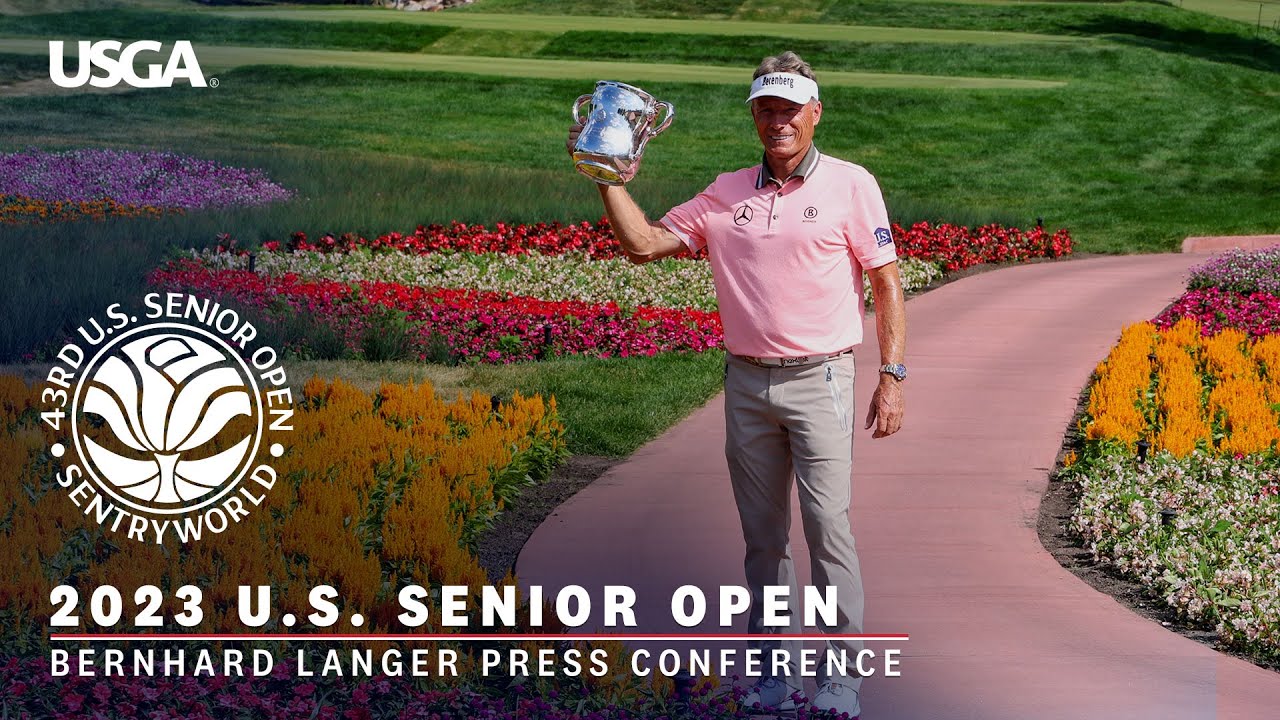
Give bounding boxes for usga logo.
[49,40,214,89]
[40,293,293,544]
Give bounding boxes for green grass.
[464,350,727,456]
[1173,0,1280,28]
[204,7,1087,44]
[0,0,125,13]
[818,0,1186,33]
[536,31,1106,79]
[462,0,1252,38]
[2,38,1063,88]
[464,0,1125,17]
[0,9,455,52]
[425,28,558,56]
[463,0,753,18]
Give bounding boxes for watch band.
[879,363,907,381]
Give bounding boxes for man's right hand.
[566,122,584,157]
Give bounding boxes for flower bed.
[182,218,1065,363]
[1187,245,1280,295]
[0,148,293,212]
[1069,451,1280,658]
[1154,287,1280,339]
[1081,319,1280,456]
[1066,251,1280,660]
[1153,246,1280,339]
[149,261,724,363]
[265,221,636,260]
[251,219,1072,269]
[889,221,1073,271]
[193,247,944,313]
[0,194,177,225]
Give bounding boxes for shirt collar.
[756,144,819,189]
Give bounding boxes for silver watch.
[879,363,907,381]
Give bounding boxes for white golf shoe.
[810,681,861,718]
[741,677,804,713]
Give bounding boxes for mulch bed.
[474,455,619,583]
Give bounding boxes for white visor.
[746,72,819,105]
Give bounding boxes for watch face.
[883,364,906,380]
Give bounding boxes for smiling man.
[567,51,907,719]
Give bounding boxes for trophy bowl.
[572,80,674,186]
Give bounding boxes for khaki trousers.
[724,352,865,690]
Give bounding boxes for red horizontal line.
[51,633,909,642]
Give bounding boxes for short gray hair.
[753,52,816,82]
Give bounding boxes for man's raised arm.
[596,185,687,264]
[567,123,686,265]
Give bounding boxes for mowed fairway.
[1180,0,1280,27]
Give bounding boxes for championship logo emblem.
[41,293,294,544]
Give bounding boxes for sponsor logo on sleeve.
[874,227,893,247]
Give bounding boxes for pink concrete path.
[516,254,1280,720]
[1182,235,1280,253]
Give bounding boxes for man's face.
[751,95,822,164]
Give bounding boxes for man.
[567,51,906,719]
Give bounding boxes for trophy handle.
[649,101,675,137]
[572,94,593,125]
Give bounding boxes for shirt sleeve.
[847,169,898,269]
[659,183,716,253]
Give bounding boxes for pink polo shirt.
[660,151,897,358]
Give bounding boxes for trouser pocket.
[824,364,849,432]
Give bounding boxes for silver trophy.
[572,81,674,185]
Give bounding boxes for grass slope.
[0,9,455,52]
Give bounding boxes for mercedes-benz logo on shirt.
[734,205,753,226]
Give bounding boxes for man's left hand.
[864,376,904,438]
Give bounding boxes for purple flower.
[1187,245,1280,295]
[0,148,293,210]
